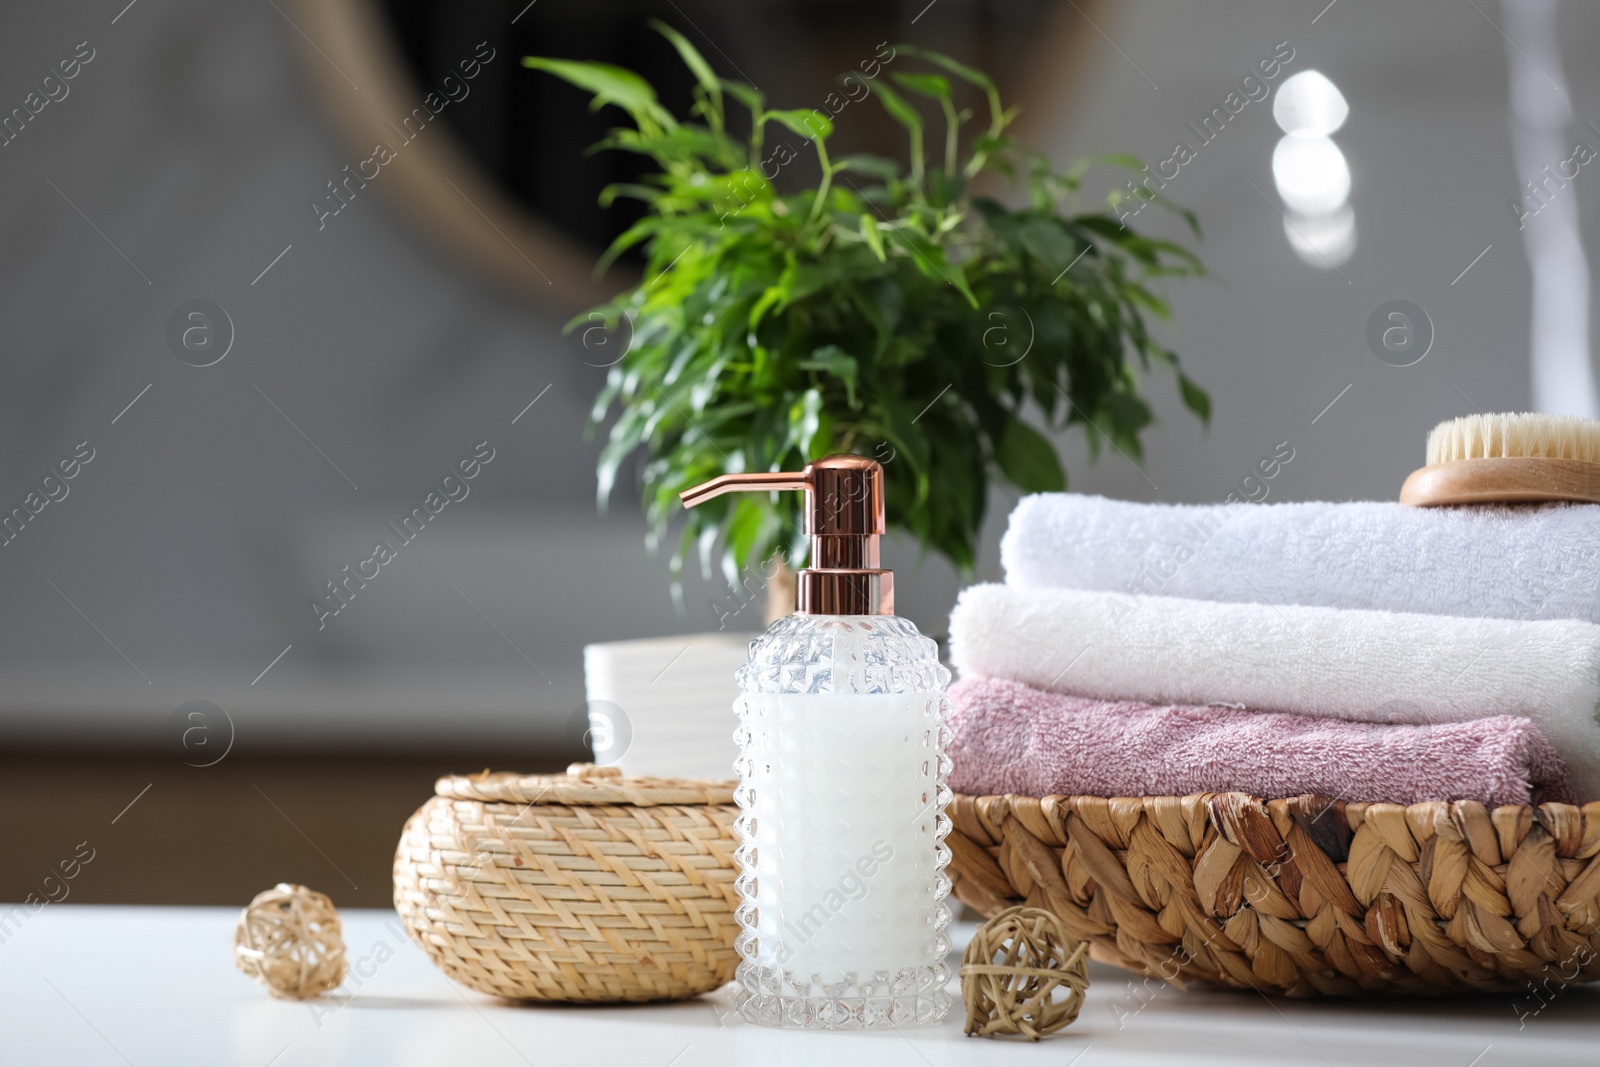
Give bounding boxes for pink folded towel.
[948,677,1577,807]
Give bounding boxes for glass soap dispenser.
[681,455,953,1030]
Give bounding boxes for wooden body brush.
[1400,412,1600,505]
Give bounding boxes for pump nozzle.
[680,455,893,615]
[679,471,807,508]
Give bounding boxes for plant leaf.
[522,58,675,128]
[800,345,859,407]
[721,79,764,116]
[1178,371,1211,423]
[858,214,887,262]
[893,46,995,92]
[1102,392,1154,461]
[767,108,831,142]
[835,154,901,181]
[892,72,952,103]
[995,419,1066,493]
[867,78,923,136]
[1018,216,1078,272]
[884,224,977,305]
[788,388,824,457]
[650,20,720,98]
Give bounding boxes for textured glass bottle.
[679,455,953,1030]
[732,613,954,1029]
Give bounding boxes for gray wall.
[1035,0,1598,508]
[0,0,1593,747]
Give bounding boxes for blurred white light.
[1272,134,1351,215]
[1283,205,1356,268]
[1273,70,1349,137]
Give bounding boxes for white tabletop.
[3,906,1595,1066]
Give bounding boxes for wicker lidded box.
[394,763,740,1002]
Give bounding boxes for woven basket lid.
[434,762,736,807]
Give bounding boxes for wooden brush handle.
[1400,457,1600,506]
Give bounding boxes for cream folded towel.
[948,583,1600,801]
[999,493,1600,624]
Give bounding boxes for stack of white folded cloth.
[583,634,751,778]
[948,494,1600,803]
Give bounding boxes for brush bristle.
[1426,412,1600,465]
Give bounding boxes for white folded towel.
[1000,494,1600,624]
[949,583,1600,801]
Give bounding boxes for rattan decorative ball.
[960,905,1090,1040]
[233,883,348,1000]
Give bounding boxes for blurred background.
[3,0,1597,905]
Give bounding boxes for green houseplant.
[526,27,1208,614]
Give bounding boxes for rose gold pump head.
[679,455,893,615]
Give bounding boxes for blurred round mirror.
[285,0,1096,310]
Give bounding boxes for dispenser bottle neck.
[797,457,890,615]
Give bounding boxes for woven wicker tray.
[947,791,1600,997]
[394,764,740,1002]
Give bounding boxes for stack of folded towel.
[947,494,1600,805]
